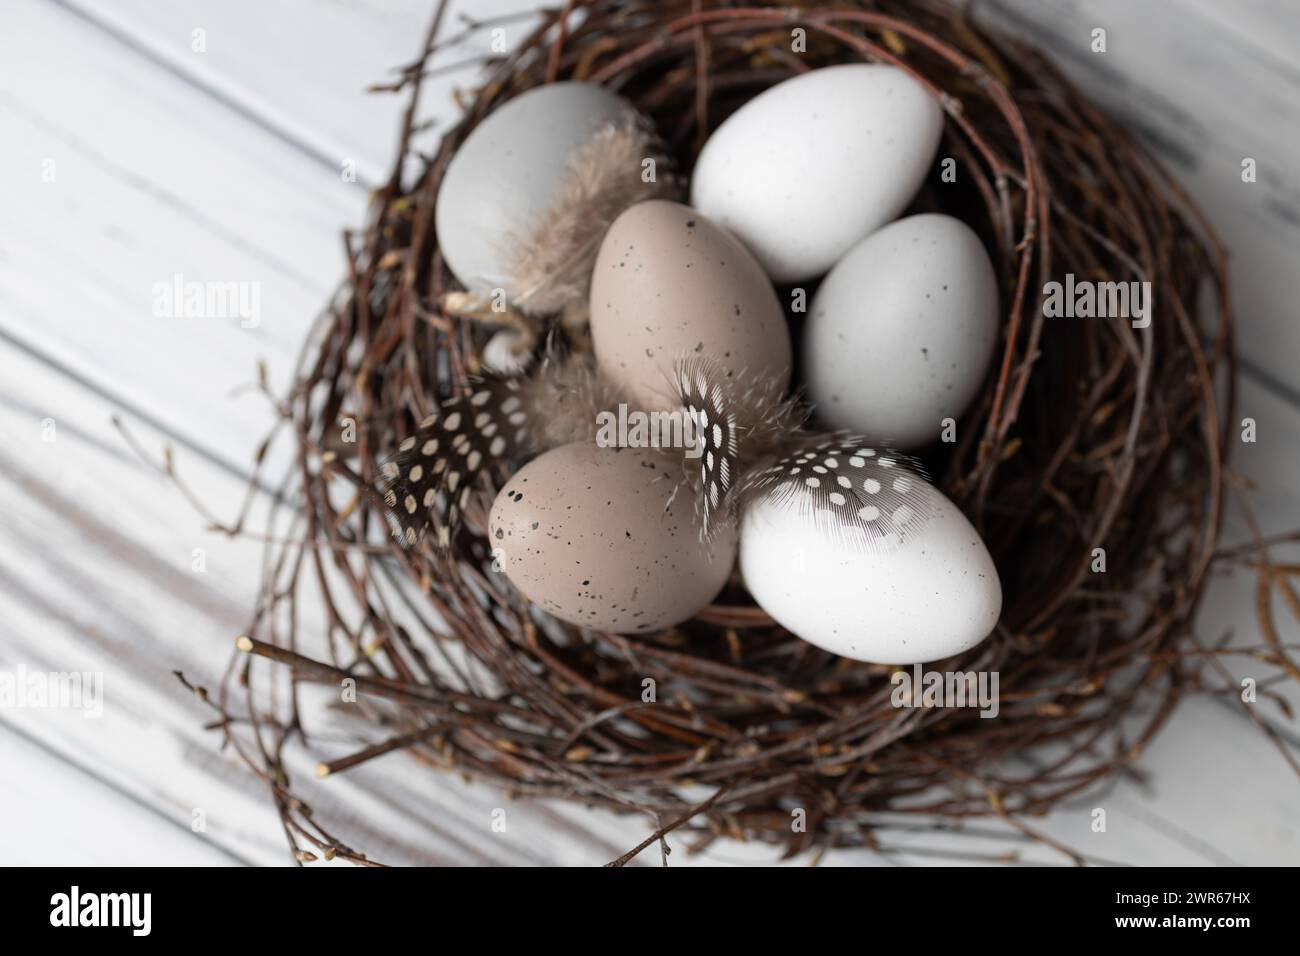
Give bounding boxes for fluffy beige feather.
[506,115,678,316]
[517,352,627,448]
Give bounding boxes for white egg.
[690,64,943,282]
[803,214,999,448]
[436,82,633,297]
[739,475,1001,665]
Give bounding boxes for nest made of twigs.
[226,0,1238,865]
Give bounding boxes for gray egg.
[435,82,633,298]
[803,214,999,448]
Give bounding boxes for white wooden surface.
[0,0,1297,866]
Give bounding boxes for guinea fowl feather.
[669,355,935,550]
[670,355,806,539]
[377,354,617,547]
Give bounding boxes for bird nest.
[209,0,1242,865]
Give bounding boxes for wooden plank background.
[1,0,1297,866]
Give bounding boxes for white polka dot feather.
[675,358,738,538]
[377,376,532,548]
[738,432,938,554]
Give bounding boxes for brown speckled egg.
[589,200,791,409]
[488,442,736,632]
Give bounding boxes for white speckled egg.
[590,200,791,409]
[803,214,999,448]
[690,64,943,281]
[489,443,735,632]
[436,82,633,297]
[739,471,1001,664]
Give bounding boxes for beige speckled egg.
[488,442,736,632]
[590,200,791,410]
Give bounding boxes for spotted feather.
[378,377,533,548]
[738,432,938,554]
[674,359,738,538]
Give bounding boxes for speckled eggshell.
[803,214,999,448]
[489,442,736,632]
[435,82,633,297]
[690,64,943,282]
[739,483,1001,664]
[589,200,791,410]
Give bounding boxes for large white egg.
[689,64,943,281]
[803,214,999,448]
[436,82,633,297]
[738,451,1001,664]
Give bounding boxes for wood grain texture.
[1,0,1297,865]
[0,0,356,479]
[0,722,242,866]
[54,0,535,187]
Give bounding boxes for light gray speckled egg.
[803,213,999,448]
